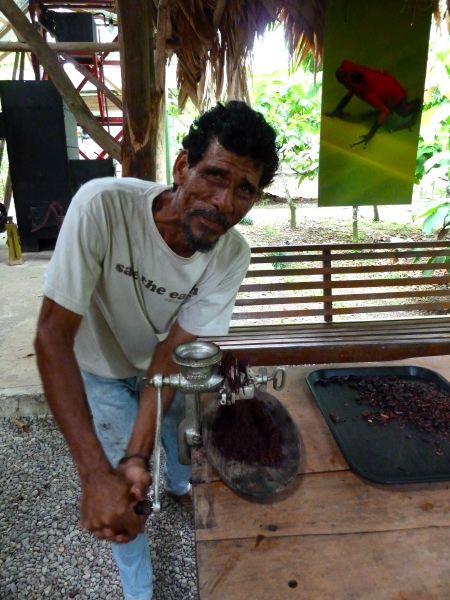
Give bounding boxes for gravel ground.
[0,416,198,600]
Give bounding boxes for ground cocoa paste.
[211,398,284,466]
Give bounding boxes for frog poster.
[318,0,432,206]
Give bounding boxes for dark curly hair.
[181,101,279,189]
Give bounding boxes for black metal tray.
[306,366,450,484]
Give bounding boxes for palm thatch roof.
[157,0,446,110]
[166,0,325,109]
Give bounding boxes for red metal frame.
[97,129,123,159]
[28,0,123,159]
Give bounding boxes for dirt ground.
[236,198,431,247]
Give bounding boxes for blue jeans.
[81,371,192,600]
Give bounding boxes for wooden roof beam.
[0,41,119,51]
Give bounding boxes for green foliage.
[417,51,450,243]
[416,200,450,273]
[260,223,284,240]
[414,252,450,276]
[0,156,9,199]
[415,98,450,184]
[165,88,199,153]
[250,69,322,186]
[239,216,254,226]
[420,201,450,235]
[415,33,450,189]
[415,140,444,184]
[268,252,290,270]
[419,254,450,277]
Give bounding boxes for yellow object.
[5,219,23,265]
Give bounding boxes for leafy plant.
[415,98,450,188]
[252,72,321,184]
[268,252,290,269]
[416,53,450,260]
[417,205,450,274]
[250,68,322,227]
[415,29,449,193]
[414,200,450,274]
[420,201,450,237]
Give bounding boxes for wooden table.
[192,355,450,600]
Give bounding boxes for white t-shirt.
[43,177,250,378]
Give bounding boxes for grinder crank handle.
[256,367,286,392]
[270,367,286,391]
[133,377,164,515]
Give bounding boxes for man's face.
[174,140,262,252]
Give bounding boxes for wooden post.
[154,0,169,182]
[117,0,165,180]
[352,206,359,242]
[0,0,121,161]
[323,248,333,323]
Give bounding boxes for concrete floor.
[0,236,50,415]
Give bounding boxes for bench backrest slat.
[239,275,450,292]
[247,263,450,277]
[249,241,450,252]
[231,241,450,325]
[233,302,450,320]
[235,288,450,306]
[250,249,450,264]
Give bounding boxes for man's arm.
[34,297,147,543]
[124,320,197,460]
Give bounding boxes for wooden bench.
[206,241,450,365]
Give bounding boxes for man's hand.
[80,464,150,543]
[117,459,152,521]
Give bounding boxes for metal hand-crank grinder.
[141,340,300,513]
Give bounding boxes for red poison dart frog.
[326,60,421,148]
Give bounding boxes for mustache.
[186,208,232,230]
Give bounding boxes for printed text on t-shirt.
[115,263,198,300]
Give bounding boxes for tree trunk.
[352,206,359,242]
[0,0,121,161]
[289,201,297,228]
[373,205,380,222]
[280,166,297,228]
[117,0,165,180]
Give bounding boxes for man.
[34,100,279,600]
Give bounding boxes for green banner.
[319,0,432,207]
